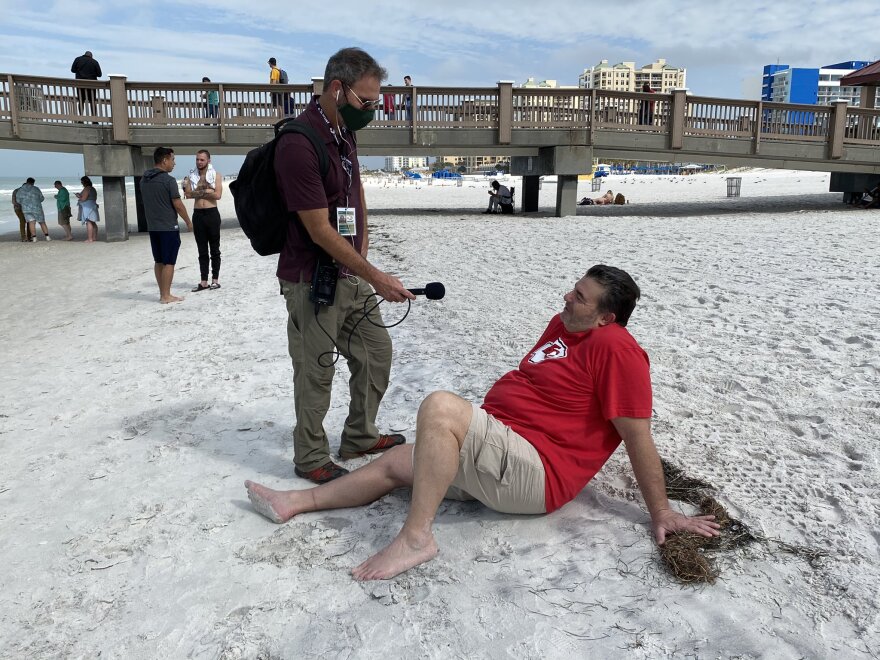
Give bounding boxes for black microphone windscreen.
[424,282,445,300]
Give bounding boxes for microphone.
[407,282,445,300]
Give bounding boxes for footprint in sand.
[715,378,747,393]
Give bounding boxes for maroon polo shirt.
[274,96,363,283]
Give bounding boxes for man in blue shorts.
[140,147,193,304]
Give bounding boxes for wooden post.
[311,77,324,97]
[753,101,763,154]
[7,75,20,137]
[828,100,848,159]
[588,88,597,145]
[498,80,513,145]
[151,95,166,125]
[858,86,877,139]
[109,75,129,142]
[670,88,687,150]
[859,85,877,110]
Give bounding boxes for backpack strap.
[271,118,338,253]
[273,119,329,179]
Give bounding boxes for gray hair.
[324,47,387,87]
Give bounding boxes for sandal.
[191,283,210,292]
[209,283,221,289]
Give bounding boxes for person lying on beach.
[579,190,614,205]
[245,265,721,581]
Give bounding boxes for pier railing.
[2,73,880,155]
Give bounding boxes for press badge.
[336,207,357,236]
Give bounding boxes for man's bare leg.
[158,264,183,303]
[245,443,415,522]
[352,391,473,581]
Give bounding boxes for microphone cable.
[313,293,412,368]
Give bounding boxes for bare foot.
[351,530,439,581]
[160,295,184,304]
[244,480,297,523]
[64,237,74,241]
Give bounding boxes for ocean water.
[0,176,137,235]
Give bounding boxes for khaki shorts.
[58,207,72,225]
[445,405,546,514]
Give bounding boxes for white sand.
[1,171,878,658]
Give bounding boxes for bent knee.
[417,391,472,440]
[419,391,468,418]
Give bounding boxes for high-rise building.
[761,64,788,101]
[578,59,686,92]
[762,61,875,106]
[384,156,427,172]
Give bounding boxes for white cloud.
[0,0,876,92]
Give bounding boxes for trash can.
[726,177,742,197]
[591,177,602,192]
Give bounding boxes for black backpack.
[279,69,289,85]
[230,118,329,256]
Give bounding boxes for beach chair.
[501,186,515,214]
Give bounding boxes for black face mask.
[337,85,375,131]
[338,103,375,131]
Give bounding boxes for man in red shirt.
[245,265,720,580]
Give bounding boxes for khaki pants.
[281,277,393,470]
[445,405,546,514]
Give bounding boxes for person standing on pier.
[70,50,102,117]
[140,147,193,304]
[268,57,291,115]
[184,150,223,292]
[638,82,655,126]
[201,77,220,119]
[403,75,413,121]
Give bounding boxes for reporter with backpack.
[250,47,415,484]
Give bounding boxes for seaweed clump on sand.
[657,460,826,585]
[659,460,757,584]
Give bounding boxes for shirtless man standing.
[183,150,223,291]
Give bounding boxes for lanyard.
[315,99,354,206]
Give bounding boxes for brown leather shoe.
[338,433,406,460]
[294,461,349,484]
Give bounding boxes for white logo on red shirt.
[528,338,568,364]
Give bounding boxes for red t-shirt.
[482,316,652,512]
[274,97,363,283]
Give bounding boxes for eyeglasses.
[344,84,381,111]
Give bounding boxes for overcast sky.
[0,0,876,176]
